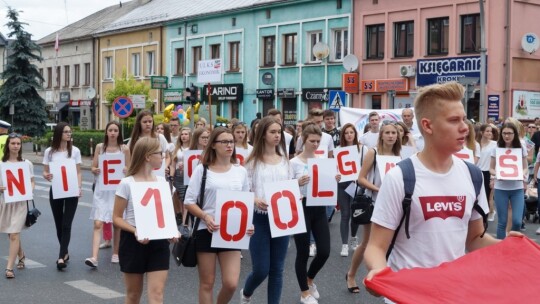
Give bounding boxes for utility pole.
[479,0,487,123]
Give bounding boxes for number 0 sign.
[211,190,254,249]
[264,180,306,238]
[131,181,178,240]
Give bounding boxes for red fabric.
[364,237,540,304]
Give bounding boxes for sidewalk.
[22,142,93,170]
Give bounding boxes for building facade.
[352,0,540,122]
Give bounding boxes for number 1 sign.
[211,190,254,249]
[131,181,178,240]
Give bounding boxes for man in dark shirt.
[322,109,340,148]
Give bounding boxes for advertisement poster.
[512,90,540,120]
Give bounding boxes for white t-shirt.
[372,154,488,271]
[491,146,527,190]
[290,157,309,197]
[42,146,82,165]
[184,164,249,230]
[359,131,379,149]
[295,132,335,156]
[115,175,167,227]
[284,132,293,156]
[477,140,497,171]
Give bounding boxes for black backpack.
[386,158,488,259]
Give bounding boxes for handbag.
[25,200,41,227]
[351,147,376,225]
[172,165,207,267]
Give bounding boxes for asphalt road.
[1,165,539,303]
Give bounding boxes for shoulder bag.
[351,147,376,225]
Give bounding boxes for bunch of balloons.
[163,102,201,126]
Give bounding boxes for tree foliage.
[104,70,152,116]
[0,8,47,136]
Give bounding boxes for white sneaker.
[349,237,359,250]
[111,254,119,263]
[300,294,318,304]
[340,244,349,257]
[309,244,316,257]
[488,212,496,222]
[308,283,320,299]
[84,257,98,268]
[536,227,540,235]
[240,289,251,304]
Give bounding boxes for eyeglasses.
[215,140,234,146]
[8,133,21,138]
[150,151,164,158]
[200,136,210,140]
[502,132,515,136]
[528,126,536,129]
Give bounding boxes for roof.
[37,0,140,45]
[0,33,7,46]
[96,0,295,34]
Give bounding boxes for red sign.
[342,73,359,94]
[361,78,409,93]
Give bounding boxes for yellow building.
[95,27,166,129]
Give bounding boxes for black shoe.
[56,259,67,270]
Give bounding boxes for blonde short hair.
[414,82,464,134]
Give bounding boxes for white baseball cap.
[0,120,11,129]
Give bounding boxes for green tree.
[0,8,47,136]
[105,70,151,115]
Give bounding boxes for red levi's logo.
[419,196,466,220]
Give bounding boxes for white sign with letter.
[235,148,249,166]
[50,160,79,199]
[376,155,401,182]
[454,148,474,163]
[98,154,125,191]
[334,146,361,183]
[183,150,203,185]
[306,158,338,206]
[131,181,178,240]
[211,190,254,249]
[264,180,306,238]
[495,148,524,181]
[1,162,33,203]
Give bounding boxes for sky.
[1,0,117,40]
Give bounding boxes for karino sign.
[416,56,485,86]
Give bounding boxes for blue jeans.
[242,212,289,304]
[494,188,525,239]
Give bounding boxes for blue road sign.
[112,96,134,118]
[328,90,346,112]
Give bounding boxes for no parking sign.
[112,96,134,118]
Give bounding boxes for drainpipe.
[503,0,511,119]
[479,0,486,123]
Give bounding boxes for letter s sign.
[499,149,518,178]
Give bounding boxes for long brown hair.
[49,122,73,160]
[245,116,285,166]
[129,110,155,154]
[339,123,359,147]
[2,135,23,162]
[127,137,160,177]
[232,122,249,149]
[102,121,123,153]
[395,121,410,146]
[377,123,401,156]
[190,127,209,150]
[201,127,237,166]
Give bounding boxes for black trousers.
[49,188,79,259]
[294,198,330,291]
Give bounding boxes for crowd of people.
[0,81,534,303]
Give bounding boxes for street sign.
[163,89,184,103]
[328,90,346,112]
[342,73,359,94]
[197,59,222,83]
[129,94,146,109]
[151,76,168,89]
[112,96,133,119]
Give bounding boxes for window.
[175,48,184,75]
[64,65,70,87]
[38,68,44,86]
[104,56,113,79]
[131,53,140,77]
[229,42,240,71]
[146,51,155,76]
[284,33,297,65]
[461,14,480,53]
[394,21,414,57]
[192,46,202,74]
[366,24,384,59]
[84,63,90,85]
[47,67,52,88]
[55,66,61,88]
[332,28,349,61]
[307,31,323,62]
[74,64,80,86]
[263,36,275,67]
[210,44,220,59]
[427,17,449,55]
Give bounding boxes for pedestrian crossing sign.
[328,90,346,111]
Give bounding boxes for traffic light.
[186,83,198,105]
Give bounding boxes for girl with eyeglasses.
[190,127,210,151]
[347,121,402,292]
[0,133,34,279]
[85,121,131,268]
[241,116,293,304]
[184,127,253,304]
[42,122,82,270]
[490,123,527,239]
[170,127,192,226]
[113,137,179,304]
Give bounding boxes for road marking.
[79,202,92,208]
[64,280,124,299]
[1,256,46,269]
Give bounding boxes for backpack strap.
[463,161,488,238]
[386,158,414,259]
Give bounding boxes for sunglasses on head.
[8,133,21,138]
[214,123,228,128]
[382,120,397,126]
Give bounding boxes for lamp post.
[479,0,487,123]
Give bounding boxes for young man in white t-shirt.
[363,82,518,296]
[359,112,380,148]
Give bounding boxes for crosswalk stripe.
[64,280,124,299]
[1,256,46,269]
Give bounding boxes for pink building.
[352,0,540,122]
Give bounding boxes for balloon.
[194,102,200,113]
[186,106,192,119]
[182,118,190,126]
[194,114,199,122]
[175,105,183,111]
[172,111,178,118]
[163,104,174,123]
